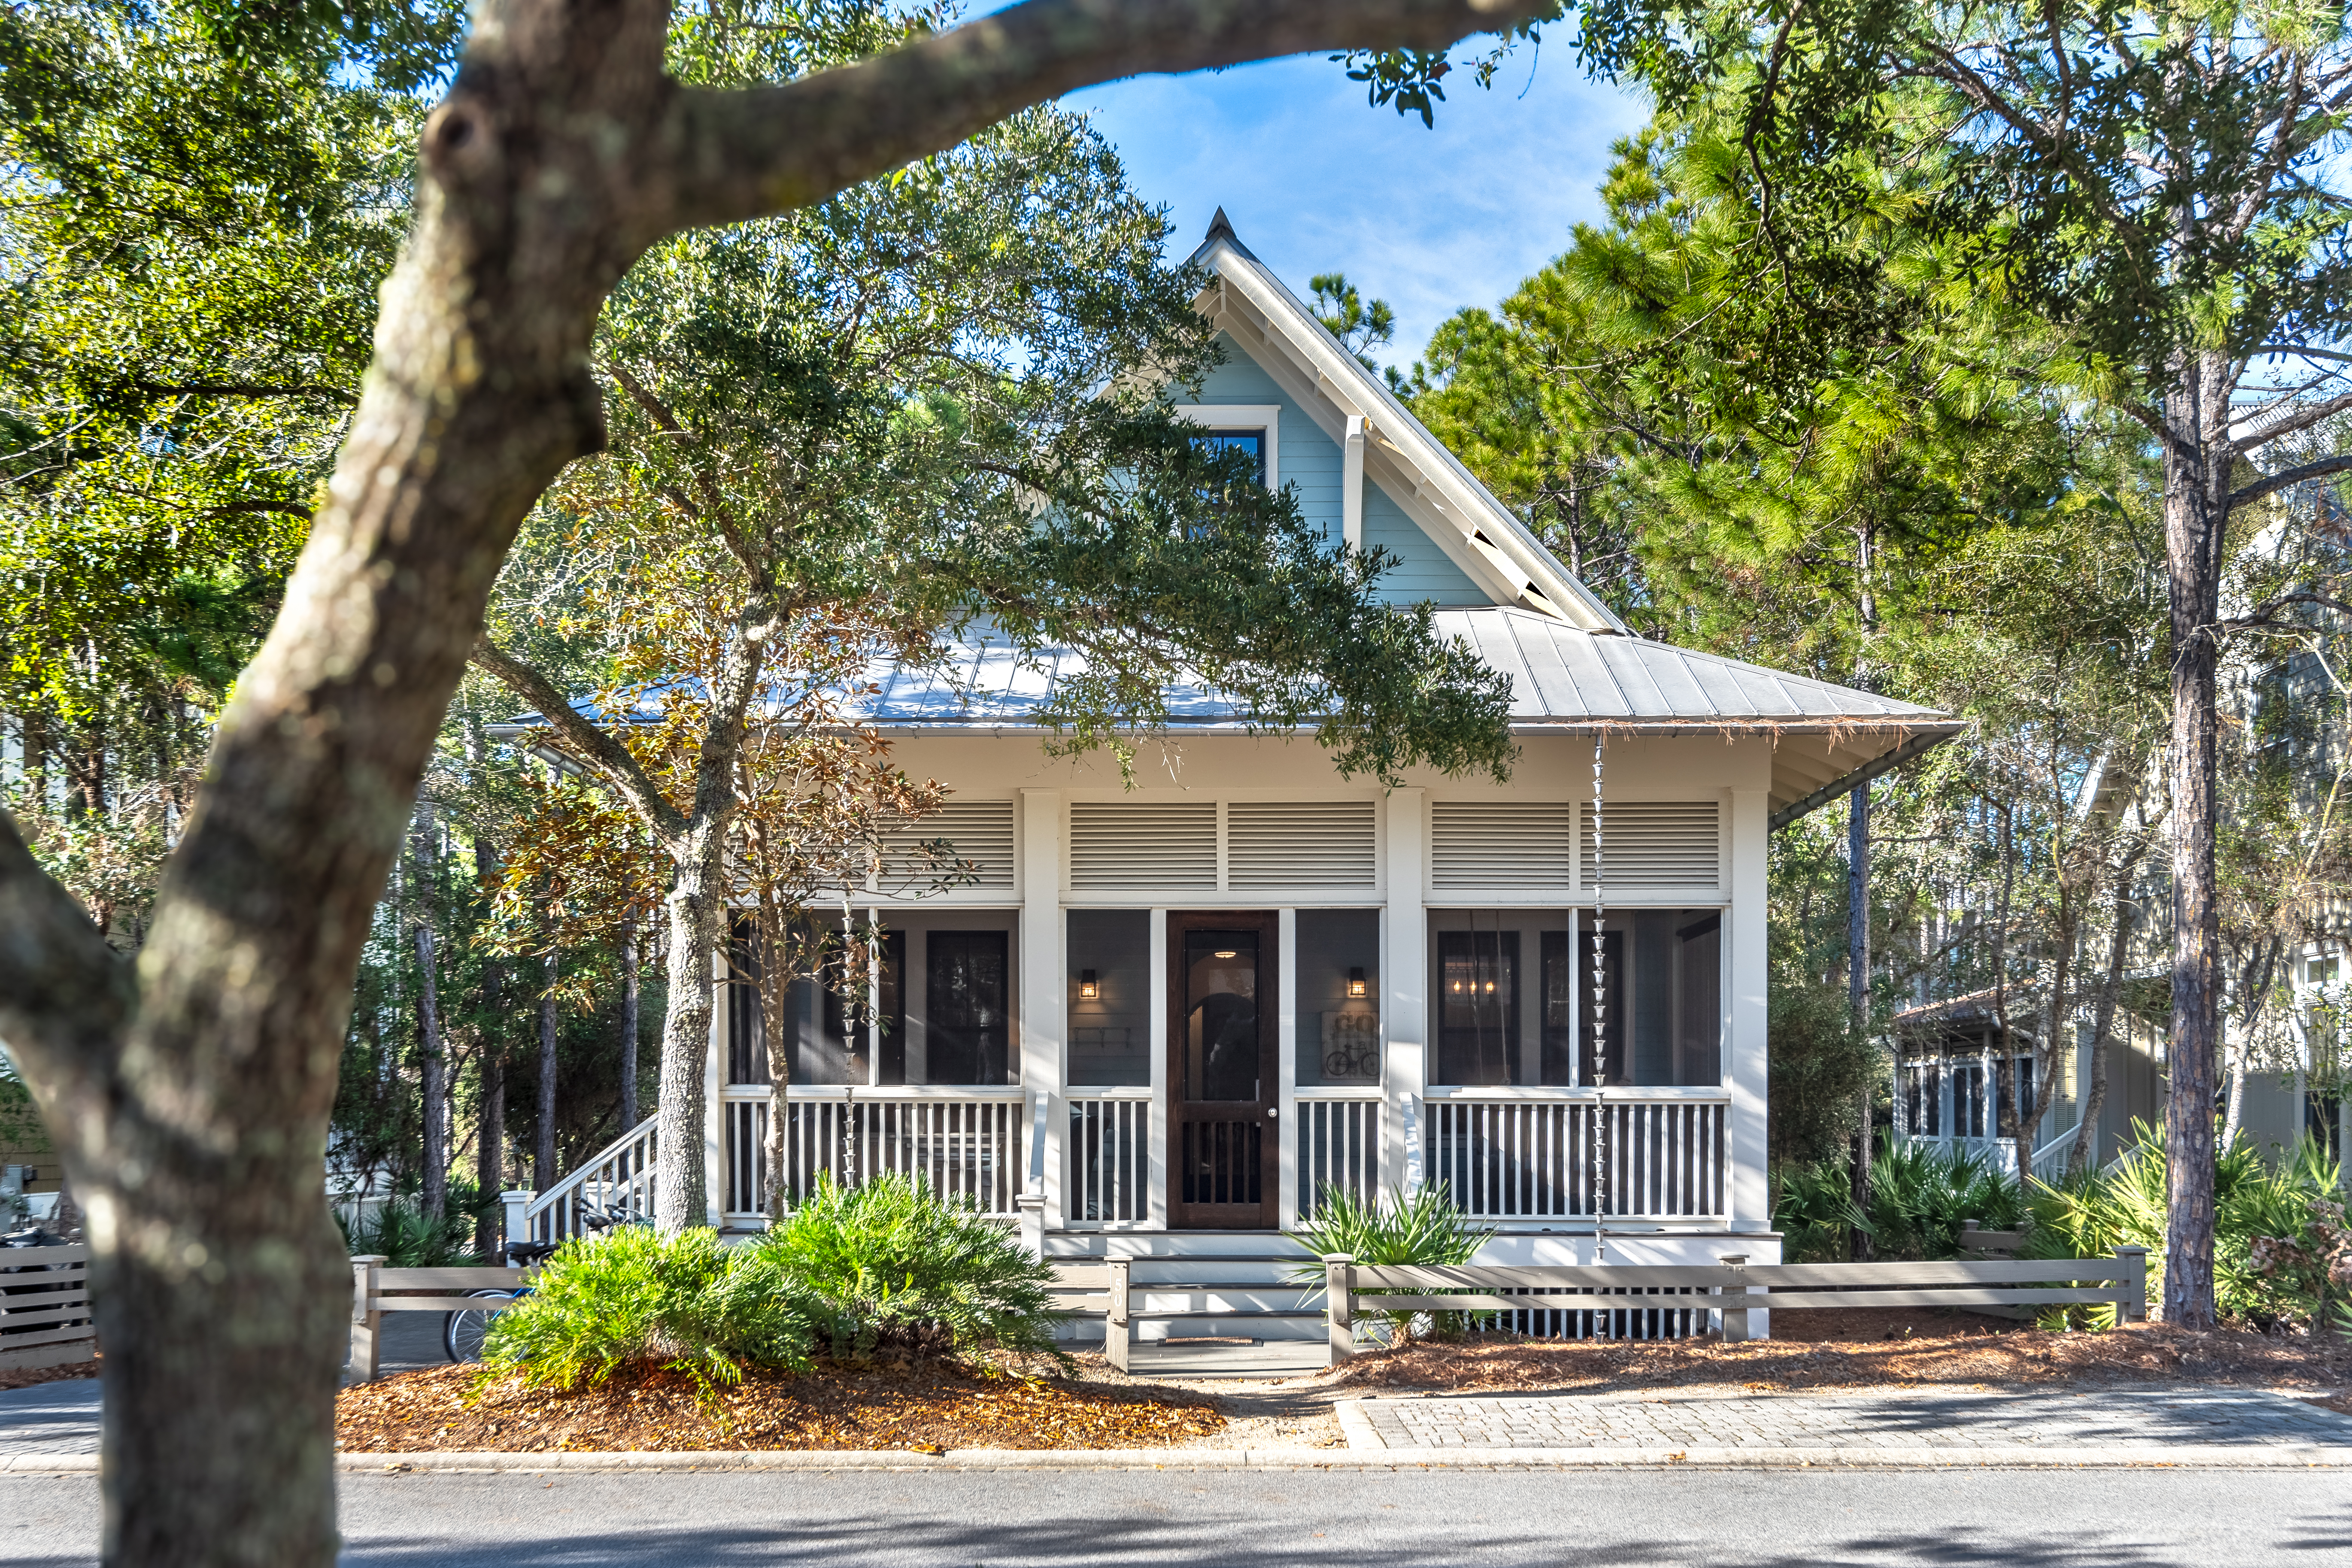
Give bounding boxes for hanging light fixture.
[1347,967,1368,998]
[1214,949,1238,959]
[1078,969,1099,1000]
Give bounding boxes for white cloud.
[1067,52,1651,365]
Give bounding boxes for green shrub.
[1772,1135,2024,1262]
[481,1225,826,1392]
[746,1172,1065,1364]
[2029,1120,2351,1330]
[339,1197,480,1268]
[1290,1182,1494,1347]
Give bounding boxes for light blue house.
[527,214,1960,1357]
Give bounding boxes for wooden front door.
[1168,911,1280,1229]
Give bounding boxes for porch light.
[1214,949,1238,959]
[1078,970,1099,999]
[1347,967,1368,998]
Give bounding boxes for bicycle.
[442,1204,640,1362]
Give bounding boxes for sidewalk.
[1335,1384,2352,1462]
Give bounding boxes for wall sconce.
[1078,969,1099,1000]
[1347,967,1368,998]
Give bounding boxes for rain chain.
[1590,734,1608,1264]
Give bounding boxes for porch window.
[724,919,903,1088]
[925,930,1011,1085]
[1904,1060,1943,1136]
[1575,909,1721,1088]
[1298,908,1380,1086]
[1067,910,1150,1086]
[1427,908,1724,1088]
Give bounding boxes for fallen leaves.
[337,1357,1226,1453]
[1311,1308,2352,1398]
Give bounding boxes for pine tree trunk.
[2164,348,2228,1328]
[474,834,506,1258]
[413,808,447,1221]
[2072,864,2138,1176]
[620,912,641,1133]
[536,952,559,1192]
[1848,781,1874,1259]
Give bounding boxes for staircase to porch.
[1045,1233,1330,1380]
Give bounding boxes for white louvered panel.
[1068,802,1218,890]
[1227,801,1376,889]
[883,799,1015,890]
[1429,802,1574,889]
[1580,801,1721,890]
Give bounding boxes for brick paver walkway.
[1340,1386,2352,1452]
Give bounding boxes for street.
[1,1465,2347,1565]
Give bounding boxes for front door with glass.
[1168,912,1279,1228]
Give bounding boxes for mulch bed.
[1311,1309,2352,1397]
[336,1357,1225,1453]
[0,1358,98,1394]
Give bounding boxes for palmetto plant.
[1290,1183,1495,1348]
[1772,1136,2025,1263]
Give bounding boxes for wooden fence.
[0,1244,93,1371]
[347,1255,530,1383]
[1319,1247,2149,1365]
[1044,1259,1130,1370]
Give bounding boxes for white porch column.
[1728,788,1769,1231]
[1383,788,1426,1198]
[1342,415,1367,551]
[1019,790,1065,1228]
[1148,907,1170,1229]
[1277,907,1299,1228]
[704,942,726,1227]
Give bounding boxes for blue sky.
[1064,50,1652,376]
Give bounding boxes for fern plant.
[1290,1183,1494,1347]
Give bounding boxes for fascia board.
[1203,245,1627,633]
[1206,285,1539,611]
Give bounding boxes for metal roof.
[846,607,1954,736]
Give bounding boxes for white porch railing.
[1296,1091,1382,1219]
[1066,1090,1150,1225]
[1425,1095,1729,1220]
[524,1115,657,1243]
[722,1086,1027,1222]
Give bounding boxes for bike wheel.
[443,1289,517,1363]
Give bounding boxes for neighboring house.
[523,215,1961,1335]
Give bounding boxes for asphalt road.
[1,1465,2347,1566]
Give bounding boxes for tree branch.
[468,637,690,843]
[2230,453,2352,513]
[0,807,133,1092]
[660,0,1544,232]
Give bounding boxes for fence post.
[1014,1194,1047,1259]
[1106,1258,1130,1373]
[1324,1253,1356,1366]
[348,1255,386,1384]
[1718,1253,1750,1344]
[499,1189,533,1254]
[2116,1244,2149,1322]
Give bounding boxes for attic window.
[1202,428,1267,488]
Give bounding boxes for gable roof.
[1186,212,1627,634]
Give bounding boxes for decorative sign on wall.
[1320,1007,1380,1082]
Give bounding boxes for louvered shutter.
[882,799,1015,891]
[1429,802,1574,890]
[1227,801,1376,889]
[1581,801,1721,890]
[1069,802,1218,890]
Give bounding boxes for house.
[528,213,1964,1348]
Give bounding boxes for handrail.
[524,1113,657,1241]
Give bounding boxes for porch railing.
[722,1086,1027,1222]
[1426,1094,1728,1220]
[1295,1091,1382,1219]
[524,1114,657,1243]
[1066,1090,1150,1225]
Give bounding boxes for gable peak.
[1201,206,1258,262]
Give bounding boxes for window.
[1202,429,1266,487]
[1576,910,1721,1087]
[1904,1060,1944,1137]
[925,931,1011,1085]
[1299,909,1380,1085]
[1068,910,1150,1087]
[1436,930,1519,1086]
[725,919,903,1088]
